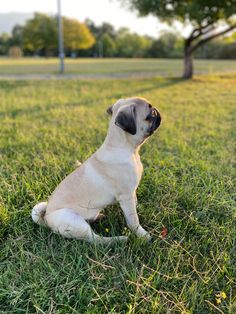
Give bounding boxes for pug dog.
[32,97,161,244]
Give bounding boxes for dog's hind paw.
[75,160,82,167]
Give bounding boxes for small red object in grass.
[161,227,168,239]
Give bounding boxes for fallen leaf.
[161,227,168,239]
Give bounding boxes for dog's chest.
[116,155,143,191]
[95,148,143,191]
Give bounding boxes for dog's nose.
[155,110,161,129]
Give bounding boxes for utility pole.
[57,0,64,73]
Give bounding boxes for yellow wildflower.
[221,292,226,299]
[216,298,221,304]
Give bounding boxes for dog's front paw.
[141,232,152,242]
[136,226,151,241]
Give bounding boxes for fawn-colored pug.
[32,97,161,243]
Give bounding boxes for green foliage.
[85,20,117,39]
[196,32,236,59]
[116,28,152,57]
[63,17,95,52]
[0,68,236,312]
[22,13,57,55]
[11,25,24,47]
[124,0,236,26]
[0,33,11,55]
[82,20,118,57]
[83,22,154,58]
[148,32,184,58]
[22,13,95,56]
[99,33,117,57]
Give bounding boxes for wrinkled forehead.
[113,97,149,112]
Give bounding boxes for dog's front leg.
[119,193,151,240]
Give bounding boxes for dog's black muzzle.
[146,108,161,135]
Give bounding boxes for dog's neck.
[103,124,141,154]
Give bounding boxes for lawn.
[0,57,236,76]
[0,72,236,313]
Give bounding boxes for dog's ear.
[115,105,136,135]
[106,105,113,115]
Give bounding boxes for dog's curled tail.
[32,202,47,226]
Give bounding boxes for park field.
[0,57,236,77]
[0,70,236,313]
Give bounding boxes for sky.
[0,0,192,38]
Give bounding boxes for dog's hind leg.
[44,208,127,244]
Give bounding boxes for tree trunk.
[182,24,236,79]
[183,41,193,79]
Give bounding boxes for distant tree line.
[0,12,235,59]
[79,19,184,58]
[0,13,95,57]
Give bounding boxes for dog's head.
[107,97,161,145]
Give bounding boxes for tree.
[120,0,236,78]
[84,20,117,56]
[11,25,24,47]
[0,33,10,55]
[85,20,116,39]
[63,17,95,53]
[116,28,152,57]
[22,13,95,56]
[97,22,117,39]
[99,33,117,57]
[22,13,57,56]
[148,31,183,58]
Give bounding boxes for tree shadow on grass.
[0,77,185,119]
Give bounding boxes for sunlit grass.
[0,57,236,76]
[0,73,235,313]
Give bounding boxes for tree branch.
[190,24,236,53]
[189,21,215,42]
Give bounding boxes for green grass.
[0,57,236,76]
[0,72,236,313]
